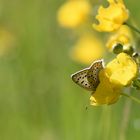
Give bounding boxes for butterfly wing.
[87,60,104,89]
[71,68,95,91]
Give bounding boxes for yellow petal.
[106,25,134,51]
[93,0,129,32]
[106,53,138,86]
[57,0,91,28]
[90,69,121,106]
[70,34,104,64]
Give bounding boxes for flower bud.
[132,52,139,58]
[123,44,134,56]
[132,52,140,65]
[113,43,123,54]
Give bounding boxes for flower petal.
[70,34,104,64]
[57,1,91,28]
[93,0,129,32]
[90,69,121,106]
[106,53,138,86]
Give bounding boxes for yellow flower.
[106,53,138,86]
[93,0,129,32]
[57,0,91,28]
[70,34,104,64]
[90,69,122,106]
[106,25,134,51]
[90,53,138,106]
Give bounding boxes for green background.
[0,0,139,140]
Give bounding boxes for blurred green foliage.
[0,0,139,140]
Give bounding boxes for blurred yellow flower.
[106,52,138,86]
[70,34,104,64]
[93,0,129,32]
[106,25,134,51]
[57,0,91,28]
[90,53,138,106]
[0,28,16,56]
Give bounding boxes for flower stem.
[121,93,140,104]
[124,22,140,34]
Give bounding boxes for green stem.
[121,93,140,104]
[124,22,140,34]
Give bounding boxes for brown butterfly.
[71,60,104,91]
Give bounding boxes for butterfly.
[71,60,104,92]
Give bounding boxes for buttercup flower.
[106,52,138,86]
[93,0,129,32]
[90,53,138,106]
[106,25,134,51]
[90,69,122,106]
[57,0,91,28]
[70,34,104,64]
